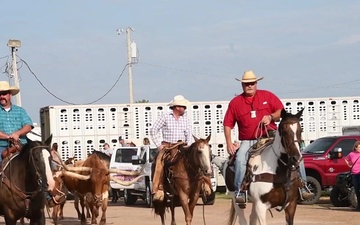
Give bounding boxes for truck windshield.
[114,148,137,163]
[302,137,336,154]
[139,147,158,162]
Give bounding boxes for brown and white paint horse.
[220,108,304,225]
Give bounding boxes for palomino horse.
[224,108,304,225]
[152,135,213,225]
[0,136,56,225]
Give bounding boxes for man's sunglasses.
[0,91,10,96]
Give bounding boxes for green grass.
[215,192,231,199]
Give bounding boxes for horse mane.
[18,140,39,157]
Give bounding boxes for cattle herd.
[50,151,142,225]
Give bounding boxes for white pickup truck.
[129,146,217,207]
[110,145,217,207]
[109,145,157,206]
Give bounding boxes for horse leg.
[4,217,17,225]
[178,193,192,225]
[188,193,200,217]
[284,200,297,225]
[227,192,248,225]
[29,209,46,225]
[170,202,176,225]
[250,201,267,225]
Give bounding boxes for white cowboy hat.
[235,70,264,83]
[0,81,20,95]
[167,95,190,107]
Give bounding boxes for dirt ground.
[0,196,359,225]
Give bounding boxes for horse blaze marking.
[42,149,56,191]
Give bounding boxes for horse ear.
[26,136,32,143]
[296,108,305,119]
[192,135,199,142]
[44,135,53,146]
[280,108,287,119]
[206,134,211,143]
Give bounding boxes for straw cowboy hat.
[167,95,190,107]
[235,70,264,83]
[0,81,20,95]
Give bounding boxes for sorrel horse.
[224,108,304,225]
[152,135,213,225]
[0,136,56,225]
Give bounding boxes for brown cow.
[58,151,144,225]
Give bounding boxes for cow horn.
[64,166,92,172]
[110,175,145,186]
[51,151,92,172]
[108,169,141,176]
[62,171,91,180]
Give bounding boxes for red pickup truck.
[301,135,360,204]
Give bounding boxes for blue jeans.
[234,140,255,195]
[352,174,360,208]
[299,159,307,181]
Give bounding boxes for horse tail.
[228,198,237,225]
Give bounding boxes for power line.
[20,57,129,105]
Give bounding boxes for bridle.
[184,141,211,177]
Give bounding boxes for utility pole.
[7,39,22,106]
[117,27,136,104]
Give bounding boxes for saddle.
[227,137,275,192]
[1,139,22,159]
[1,140,23,172]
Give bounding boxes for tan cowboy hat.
[167,95,190,107]
[0,81,20,95]
[235,70,264,83]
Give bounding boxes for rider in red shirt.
[224,70,313,204]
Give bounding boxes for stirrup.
[235,191,247,207]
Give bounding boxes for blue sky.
[0,1,359,123]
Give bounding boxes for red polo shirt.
[224,90,284,140]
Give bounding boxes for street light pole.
[7,39,22,106]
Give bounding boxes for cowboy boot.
[152,150,165,202]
